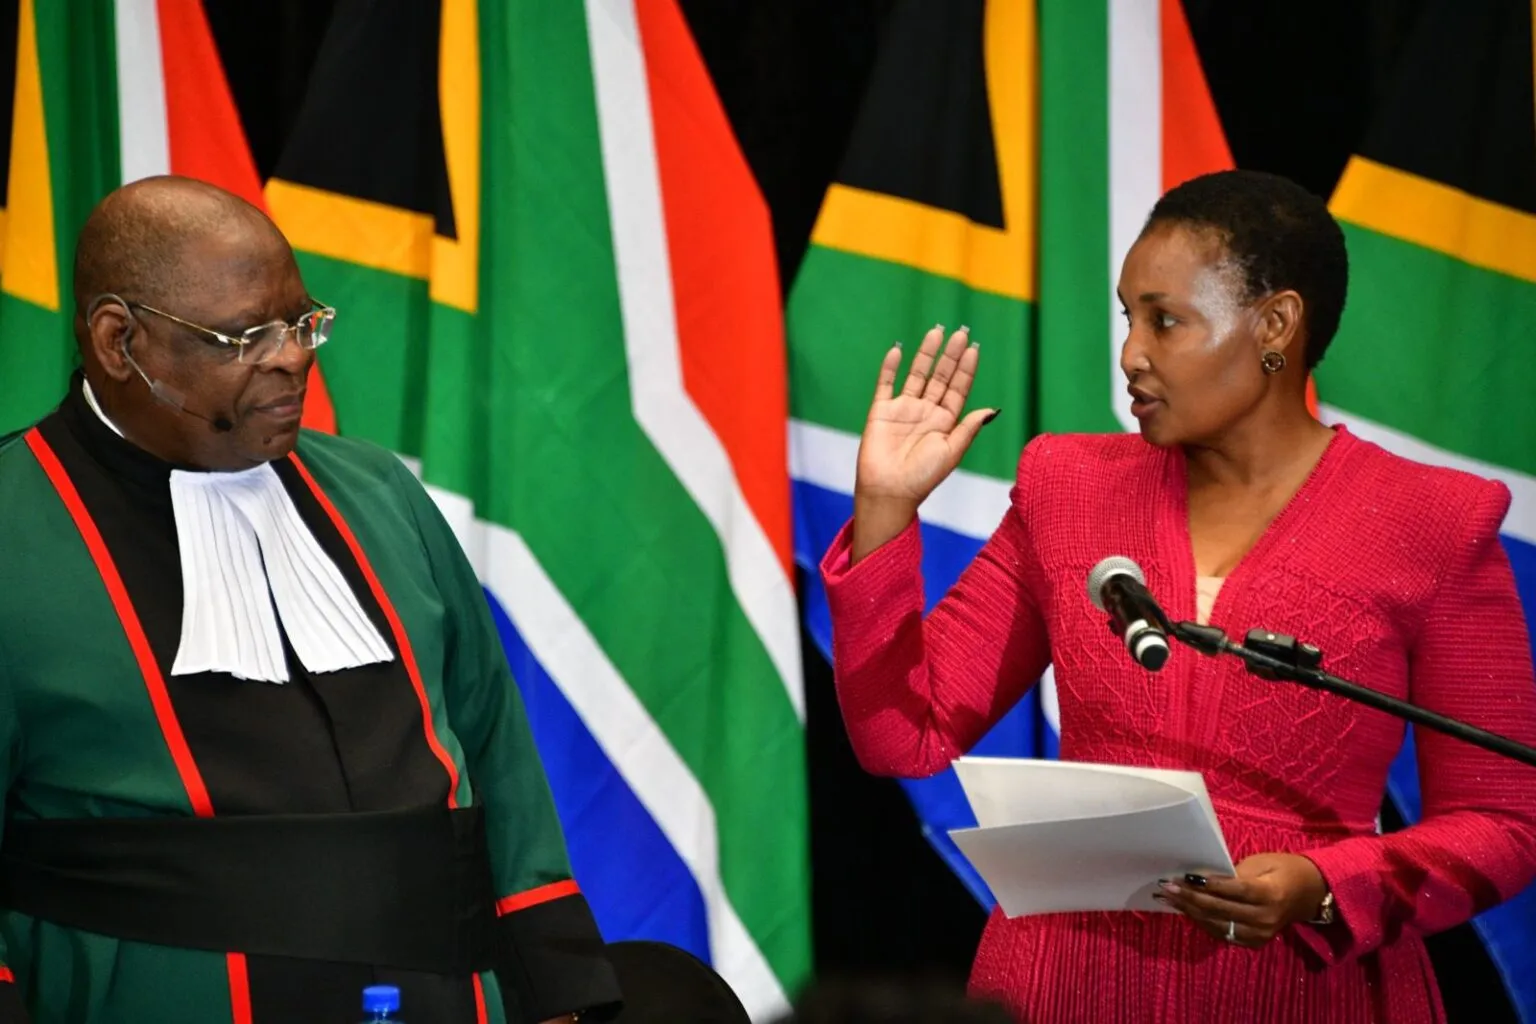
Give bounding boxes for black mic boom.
[1087,556,1172,671]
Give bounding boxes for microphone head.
[1087,555,1146,612]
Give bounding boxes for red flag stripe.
[632,0,793,580]
[1159,0,1233,192]
[152,0,338,435]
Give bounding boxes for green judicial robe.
[0,378,620,1023]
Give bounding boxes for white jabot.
[82,379,394,683]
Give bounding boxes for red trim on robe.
[0,967,13,983]
[472,975,488,1024]
[25,429,216,818]
[496,879,582,917]
[286,453,463,807]
[225,953,253,1024]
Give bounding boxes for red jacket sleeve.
[820,439,1052,778]
[1299,480,1536,963]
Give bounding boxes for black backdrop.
[203,2,1512,1018]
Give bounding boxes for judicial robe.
[0,377,620,1023]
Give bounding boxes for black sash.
[0,805,497,974]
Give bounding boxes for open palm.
[857,325,995,506]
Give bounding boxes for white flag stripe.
[584,0,804,722]
[788,419,1012,541]
[1107,0,1162,434]
[419,482,790,1022]
[113,0,171,183]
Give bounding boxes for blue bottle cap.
[362,985,401,1014]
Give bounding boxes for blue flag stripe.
[484,589,713,961]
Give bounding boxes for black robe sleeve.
[0,653,28,1024]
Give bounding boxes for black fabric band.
[0,982,28,1024]
[0,805,497,975]
[494,896,622,1022]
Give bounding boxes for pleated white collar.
[83,380,394,683]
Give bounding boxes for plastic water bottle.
[361,984,403,1022]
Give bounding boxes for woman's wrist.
[850,493,919,564]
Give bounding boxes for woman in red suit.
[820,169,1536,1023]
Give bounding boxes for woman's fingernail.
[959,324,971,334]
[982,409,1001,426]
[1159,881,1181,895]
[1151,893,1170,903]
[933,322,944,331]
[1184,874,1208,887]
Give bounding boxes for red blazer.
[822,426,1536,1024]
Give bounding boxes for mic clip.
[1242,629,1323,681]
[1170,621,1227,656]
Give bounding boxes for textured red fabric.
[821,427,1536,1023]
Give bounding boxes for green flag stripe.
[295,1,809,996]
[431,0,806,992]
[0,0,119,435]
[1319,224,1536,478]
[482,0,806,987]
[414,481,790,1010]
[299,258,431,455]
[1037,0,1119,436]
[787,245,1031,483]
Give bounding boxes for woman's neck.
[1183,406,1335,491]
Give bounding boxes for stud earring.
[1261,350,1286,375]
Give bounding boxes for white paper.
[947,757,1235,917]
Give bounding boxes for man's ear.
[85,296,137,382]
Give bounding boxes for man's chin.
[241,424,303,465]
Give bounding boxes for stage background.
[0,0,1515,1019]
[200,1,1520,1019]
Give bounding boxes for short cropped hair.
[1144,169,1349,368]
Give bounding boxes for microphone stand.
[1170,621,1536,770]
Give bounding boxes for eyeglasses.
[130,300,336,365]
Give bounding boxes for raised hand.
[851,325,997,562]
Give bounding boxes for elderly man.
[0,177,619,1024]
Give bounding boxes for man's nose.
[261,325,315,376]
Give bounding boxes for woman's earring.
[1261,350,1286,375]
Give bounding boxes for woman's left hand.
[1154,852,1329,948]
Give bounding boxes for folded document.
[947,757,1235,917]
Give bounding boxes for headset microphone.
[121,334,234,433]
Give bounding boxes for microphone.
[122,340,234,432]
[1086,556,1172,671]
